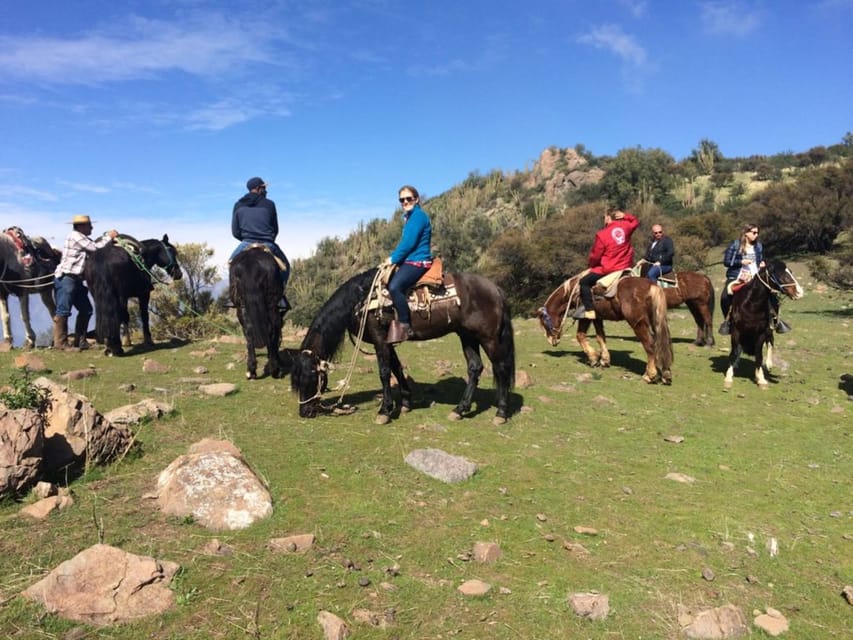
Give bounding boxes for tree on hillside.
[741,158,853,254]
[599,147,678,213]
[691,139,722,175]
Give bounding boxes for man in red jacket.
[574,207,640,319]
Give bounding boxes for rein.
[330,265,388,408]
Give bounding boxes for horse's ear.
[162,234,169,243]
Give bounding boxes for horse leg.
[18,293,36,348]
[575,320,600,366]
[0,295,13,345]
[592,319,610,367]
[374,345,396,425]
[389,347,412,413]
[265,323,283,379]
[633,322,659,383]
[685,301,710,346]
[755,337,769,389]
[724,343,742,390]
[449,336,484,421]
[138,291,153,346]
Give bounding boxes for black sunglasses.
[399,196,416,204]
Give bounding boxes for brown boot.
[52,316,68,350]
[386,320,412,344]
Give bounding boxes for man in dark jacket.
[230,177,291,310]
[644,224,674,284]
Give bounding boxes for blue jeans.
[54,274,93,318]
[647,264,672,284]
[230,241,290,288]
[388,263,427,325]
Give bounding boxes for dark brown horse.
[538,273,673,384]
[291,267,515,425]
[636,263,716,346]
[724,259,802,389]
[229,247,286,380]
[0,228,60,348]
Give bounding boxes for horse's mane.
[300,268,379,361]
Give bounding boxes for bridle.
[296,349,330,406]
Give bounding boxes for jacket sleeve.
[622,212,640,236]
[231,210,243,241]
[755,242,764,265]
[588,234,605,268]
[723,241,739,268]
[660,237,675,264]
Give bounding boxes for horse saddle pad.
[241,244,288,273]
[592,269,632,299]
[658,273,678,288]
[367,278,460,313]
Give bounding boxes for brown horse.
[636,264,716,346]
[537,273,673,384]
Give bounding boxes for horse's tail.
[87,260,121,349]
[650,284,673,375]
[707,275,716,320]
[493,292,516,391]
[232,256,280,347]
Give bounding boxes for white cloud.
[619,0,649,18]
[0,15,289,85]
[577,24,648,67]
[58,180,110,194]
[700,2,763,37]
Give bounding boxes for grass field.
[1,264,850,639]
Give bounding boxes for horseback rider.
[230,177,291,311]
[384,185,432,344]
[644,224,674,285]
[574,206,639,320]
[718,224,790,335]
[53,214,118,350]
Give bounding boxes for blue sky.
[1,0,851,275]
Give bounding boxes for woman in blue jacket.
[384,185,432,343]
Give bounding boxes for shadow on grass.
[708,353,783,385]
[327,375,524,420]
[542,347,647,376]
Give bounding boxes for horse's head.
[291,349,329,418]
[537,305,562,346]
[158,234,183,281]
[766,260,803,300]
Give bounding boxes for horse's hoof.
[492,415,507,426]
[642,374,654,384]
[374,414,391,425]
[758,382,769,390]
[246,371,256,380]
[400,405,411,414]
[448,411,463,421]
[723,380,733,390]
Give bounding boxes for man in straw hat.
[53,214,118,350]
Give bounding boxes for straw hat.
[70,214,94,225]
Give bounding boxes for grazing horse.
[724,259,802,389]
[291,267,516,425]
[229,247,286,379]
[0,228,60,347]
[636,264,716,346]
[538,273,674,384]
[85,234,182,356]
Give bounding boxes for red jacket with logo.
[587,212,639,275]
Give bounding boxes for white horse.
[0,228,60,348]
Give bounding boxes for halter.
[297,349,331,405]
[159,240,176,272]
[756,265,801,296]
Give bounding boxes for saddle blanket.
[366,283,459,314]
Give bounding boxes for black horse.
[723,259,802,389]
[229,247,286,379]
[85,234,182,356]
[291,267,516,425]
[0,228,60,347]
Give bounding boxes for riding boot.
[386,320,412,344]
[775,318,792,334]
[718,319,731,335]
[73,314,91,350]
[277,293,291,313]
[52,316,68,350]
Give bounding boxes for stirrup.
[386,320,412,344]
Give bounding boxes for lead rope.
[560,275,582,330]
[331,264,390,408]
